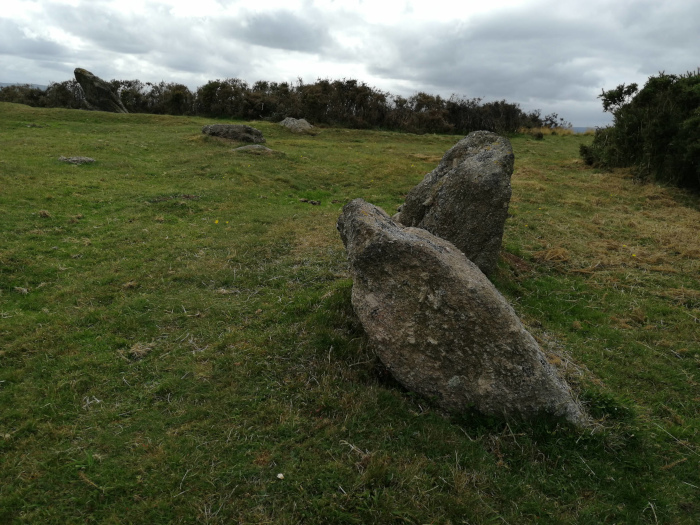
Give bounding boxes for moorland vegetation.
[0,101,698,523]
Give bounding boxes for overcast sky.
[2,0,699,127]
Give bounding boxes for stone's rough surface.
[338,199,585,425]
[279,117,315,134]
[74,68,128,113]
[202,124,266,143]
[59,156,95,165]
[395,131,514,276]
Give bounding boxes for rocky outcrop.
[395,131,514,276]
[279,117,315,134]
[338,199,586,425]
[74,68,128,113]
[202,124,265,143]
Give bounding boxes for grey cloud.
[4,0,699,126]
[43,3,155,54]
[0,19,71,59]
[217,9,332,53]
[366,16,610,99]
[353,1,698,124]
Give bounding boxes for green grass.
[1,102,699,524]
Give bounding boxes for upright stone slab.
[395,131,514,276]
[338,199,585,425]
[74,68,128,113]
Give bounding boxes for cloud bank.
[2,0,699,126]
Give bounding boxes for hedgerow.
[1,76,554,135]
[580,71,700,190]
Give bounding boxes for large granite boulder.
[395,131,514,276]
[338,199,586,425]
[279,117,315,134]
[74,68,128,113]
[202,124,265,143]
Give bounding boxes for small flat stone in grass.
[59,156,96,165]
[232,145,283,156]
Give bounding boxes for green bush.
[581,71,700,190]
[0,84,46,106]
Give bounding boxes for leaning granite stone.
[59,156,95,165]
[338,198,586,425]
[279,117,315,134]
[74,68,128,113]
[395,131,514,276]
[202,124,265,143]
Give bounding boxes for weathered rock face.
[202,124,265,143]
[395,131,514,276]
[279,117,315,134]
[338,198,585,425]
[74,68,128,113]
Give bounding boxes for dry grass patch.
[510,161,700,279]
[407,153,443,163]
[533,247,571,263]
[126,341,155,360]
[519,126,577,136]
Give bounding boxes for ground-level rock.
[74,68,128,113]
[279,117,315,134]
[202,124,265,143]
[338,198,586,425]
[59,156,96,165]
[395,131,514,276]
[232,145,282,156]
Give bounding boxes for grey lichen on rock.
[338,198,587,426]
[395,131,514,277]
[74,68,128,113]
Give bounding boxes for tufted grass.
[1,102,698,524]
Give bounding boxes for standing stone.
[338,199,586,425]
[202,124,266,143]
[73,68,128,113]
[395,131,514,276]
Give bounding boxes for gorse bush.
[580,70,700,190]
[0,76,554,135]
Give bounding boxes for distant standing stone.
[202,124,266,143]
[74,68,128,113]
[395,131,514,276]
[338,198,586,425]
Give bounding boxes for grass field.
[1,102,699,524]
